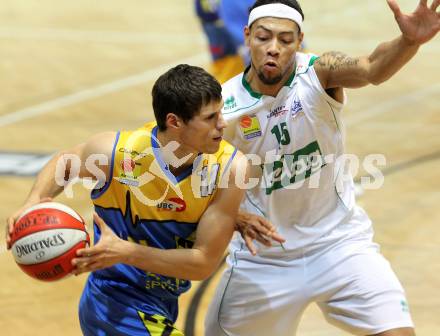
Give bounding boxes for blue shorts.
[79,275,183,336]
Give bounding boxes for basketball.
[10,202,90,282]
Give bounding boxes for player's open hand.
[5,197,52,250]
[72,212,129,275]
[387,0,440,44]
[236,211,285,256]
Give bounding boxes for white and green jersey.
[222,52,372,254]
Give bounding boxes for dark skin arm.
[314,0,439,100]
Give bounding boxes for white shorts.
[205,237,414,336]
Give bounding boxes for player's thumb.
[386,0,401,18]
[93,212,107,232]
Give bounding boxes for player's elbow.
[191,269,212,281]
[192,261,217,281]
[365,60,390,86]
[368,75,387,86]
[189,253,219,280]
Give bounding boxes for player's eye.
[256,36,269,41]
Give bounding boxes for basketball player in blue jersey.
[205,1,440,336]
[195,0,253,83]
[5,64,283,335]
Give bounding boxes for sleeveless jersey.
[222,52,373,255]
[88,122,237,306]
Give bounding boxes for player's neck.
[246,64,296,97]
[155,130,198,176]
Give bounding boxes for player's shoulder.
[222,72,244,94]
[295,52,320,75]
[222,71,261,117]
[84,131,118,156]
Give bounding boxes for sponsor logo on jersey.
[239,115,262,140]
[157,197,186,212]
[400,300,410,313]
[115,177,140,187]
[118,147,149,158]
[121,158,136,172]
[224,95,237,110]
[267,105,288,119]
[116,158,142,186]
[291,99,303,117]
[263,141,326,194]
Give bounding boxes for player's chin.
[259,71,283,85]
[205,139,222,153]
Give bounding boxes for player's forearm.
[367,35,419,85]
[123,243,217,281]
[25,151,67,202]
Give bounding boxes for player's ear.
[165,113,181,130]
[244,26,251,47]
[297,31,304,50]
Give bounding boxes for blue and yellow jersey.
[89,122,237,305]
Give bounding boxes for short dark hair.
[249,0,305,26]
[152,64,222,131]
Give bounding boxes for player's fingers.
[76,247,98,257]
[256,216,274,230]
[430,0,440,10]
[255,234,271,247]
[267,230,286,243]
[5,217,16,249]
[72,260,96,275]
[244,235,257,256]
[6,215,17,232]
[249,220,271,237]
[386,0,402,17]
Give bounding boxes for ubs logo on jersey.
[239,115,262,140]
[267,105,288,119]
[157,198,186,212]
[291,99,303,117]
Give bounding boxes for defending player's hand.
[72,212,129,275]
[236,211,285,256]
[5,197,52,250]
[387,0,440,45]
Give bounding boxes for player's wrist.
[400,34,421,47]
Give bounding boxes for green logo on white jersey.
[224,96,237,110]
[263,141,325,194]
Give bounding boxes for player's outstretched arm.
[315,0,440,89]
[72,151,248,280]
[5,132,115,249]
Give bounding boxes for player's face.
[246,17,303,85]
[181,99,226,154]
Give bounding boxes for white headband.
[248,4,303,30]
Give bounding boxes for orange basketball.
[10,202,90,281]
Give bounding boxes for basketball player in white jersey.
[205,0,440,335]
